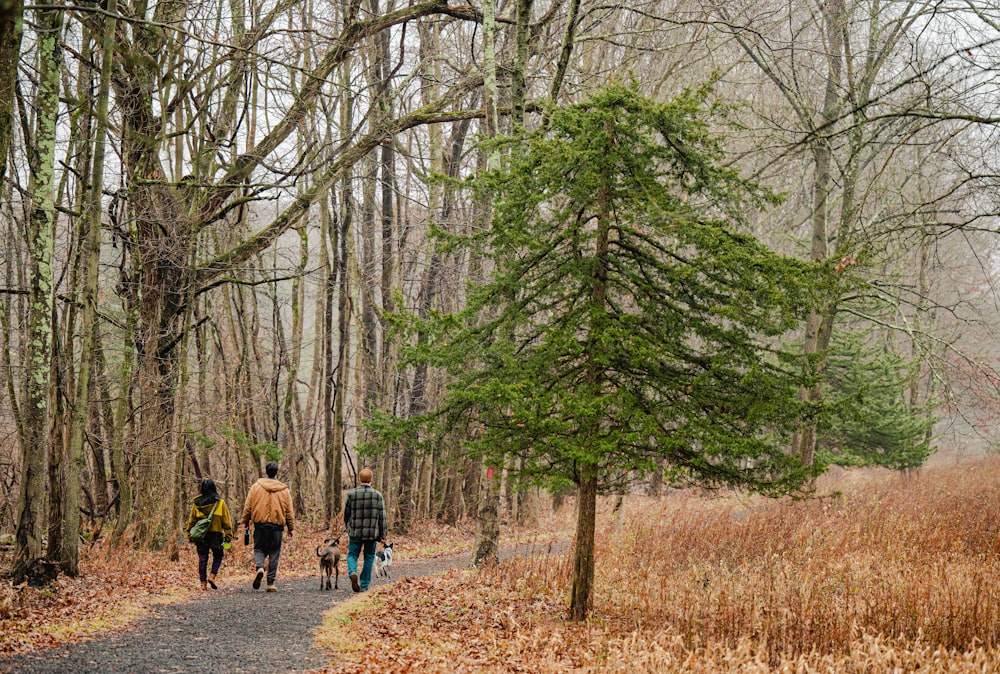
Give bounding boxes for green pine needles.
[379,83,829,497]
[818,328,935,471]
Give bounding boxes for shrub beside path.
[0,541,557,674]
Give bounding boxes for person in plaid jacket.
[343,468,386,592]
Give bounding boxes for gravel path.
[1,553,466,674]
[0,541,559,674]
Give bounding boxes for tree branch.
[196,0,480,224]
[194,79,484,287]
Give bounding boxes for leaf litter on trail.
[313,568,571,673]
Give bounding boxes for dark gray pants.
[253,524,283,585]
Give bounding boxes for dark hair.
[265,461,279,478]
[200,479,218,498]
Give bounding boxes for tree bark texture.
[568,465,597,621]
[14,1,62,583]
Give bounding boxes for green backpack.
[189,500,219,543]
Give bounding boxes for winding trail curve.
[1,541,559,674]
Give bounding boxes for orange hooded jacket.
[240,478,294,534]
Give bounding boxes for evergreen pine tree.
[384,83,826,618]
[818,328,935,470]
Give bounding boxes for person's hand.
[287,530,293,538]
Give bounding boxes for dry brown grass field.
[319,456,1000,673]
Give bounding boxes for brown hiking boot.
[350,572,360,592]
[266,584,277,592]
[253,568,264,590]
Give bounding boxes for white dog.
[374,542,394,579]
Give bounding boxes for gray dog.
[316,537,341,590]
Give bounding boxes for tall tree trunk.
[440,451,465,525]
[472,0,501,566]
[568,117,613,619]
[14,0,63,584]
[376,27,397,432]
[359,151,379,440]
[331,200,352,502]
[793,0,846,466]
[568,464,597,621]
[325,58,356,522]
[911,159,938,441]
[52,26,93,577]
[549,0,581,104]
[90,341,113,521]
[320,195,337,526]
[62,6,116,575]
[277,223,308,514]
[0,0,24,183]
[46,356,65,569]
[328,193,355,523]
[110,294,138,545]
[418,452,433,519]
[167,267,197,561]
[518,485,539,527]
[0,252,24,470]
[510,0,533,129]
[473,464,500,566]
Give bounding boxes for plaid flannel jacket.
[344,484,386,541]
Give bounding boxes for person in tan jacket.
[241,461,294,591]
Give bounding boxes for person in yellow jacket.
[241,461,295,592]
[186,479,234,590]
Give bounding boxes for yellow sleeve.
[219,499,234,540]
